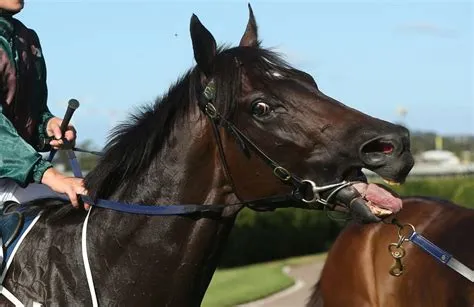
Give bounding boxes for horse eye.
[251,101,271,118]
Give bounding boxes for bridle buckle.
[299,180,351,205]
[205,103,218,119]
[273,166,291,181]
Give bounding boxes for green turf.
[202,253,325,307]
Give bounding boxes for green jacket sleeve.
[0,104,52,187]
[35,103,54,151]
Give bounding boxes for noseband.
[198,80,351,211]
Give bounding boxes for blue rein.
[388,219,474,283]
[54,149,232,216]
[55,148,298,215]
[76,195,228,216]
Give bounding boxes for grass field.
[201,253,325,307]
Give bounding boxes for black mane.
[84,46,296,200]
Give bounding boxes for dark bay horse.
[308,196,474,307]
[1,5,414,306]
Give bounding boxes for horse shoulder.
[317,221,383,306]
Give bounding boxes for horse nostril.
[359,136,401,167]
[361,140,394,155]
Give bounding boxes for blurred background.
[27,0,472,306]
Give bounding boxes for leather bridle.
[197,79,353,212]
[51,78,358,217]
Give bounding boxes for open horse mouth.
[353,181,402,216]
[340,168,403,219]
[322,136,412,223]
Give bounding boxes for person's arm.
[1,105,88,209]
[0,104,53,187]
[0,30,52,187]
[0,23,88,208]
[0,107,89,208]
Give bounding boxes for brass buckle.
[387,221,416,277]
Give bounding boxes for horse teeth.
[376,208,393,217]
[367,202,393,217]
[383,179,400,186]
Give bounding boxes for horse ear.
[190,14,217,77]
[239,3,259,47]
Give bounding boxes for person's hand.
[46,117,77,149]
[41,168,90,210]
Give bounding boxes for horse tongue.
[366,184,402,212]
[352,182,403,213]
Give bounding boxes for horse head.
[188,4,414,223]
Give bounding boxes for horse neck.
[90,106,243,305]
[106,103,224,204]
